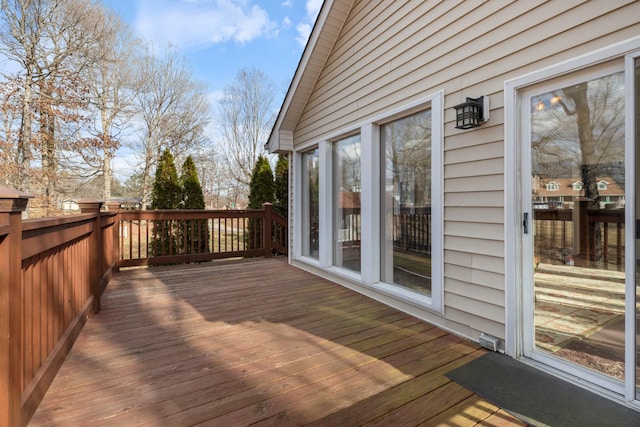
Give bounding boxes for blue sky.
[0,1,321,180]
[100,0,322,179]
[103,0,322,101]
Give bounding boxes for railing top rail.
[118,209,267,220]
[534,207,624,223]
[271,211,288,227]
[22,213,97,232]
[120,208,267,213]
[0,223,10,238]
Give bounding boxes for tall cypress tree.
[247,155,274,249]
[151,149,181,209]
[248,155,274,209]
[180,156,208,254]
[151,149,180,256]
[273,154,288,217]
[181,156,205,209]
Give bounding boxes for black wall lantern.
[454,96,489,129]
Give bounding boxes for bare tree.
[84,10,139,201]
[193,147,223,209]
[132,47,211,209]
[218,67,275,195]
[0,0,118,214]
[0,75,22,186]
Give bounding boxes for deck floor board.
[29,258,525,426]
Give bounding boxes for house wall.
[290,0,640,342]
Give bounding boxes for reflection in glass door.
[381,110,432,295]
[529,70,628,381]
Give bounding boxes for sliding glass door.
[520,55,639,402]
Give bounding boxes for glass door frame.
[504,36,640,408]
[623,51,638,402]
[519,61,627,396]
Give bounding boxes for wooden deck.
[29,258,525,426]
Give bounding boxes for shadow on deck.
[29,258,524,426]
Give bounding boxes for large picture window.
[301,148,319,259]
[292,92,442,311]
[333,134,361,272]
[380,110,432,295]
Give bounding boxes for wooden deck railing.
[114,202,287,268]
[534,202,624,269]
[0,190,118,427]
[0,186,287,427]
[395,207,431,253]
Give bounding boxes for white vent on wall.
[479,333,500,352]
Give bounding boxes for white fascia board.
[266,0,342,153]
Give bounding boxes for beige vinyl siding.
[290,0,640,341]
[445,222,503,242]
[278,0,352,133]
[297,0,639,144]
[445,191,503,207]
[444,306,506,340]
[445,207,503,224]
[445,160,504,180]
[446,250,504,277]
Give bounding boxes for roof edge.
[266,0,353,153]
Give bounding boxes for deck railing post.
[106,202,121,271]
[78,199,104,313]
[263,202,273,258]
[0,186,31,427]
[576,197,591,262]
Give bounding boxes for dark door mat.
[446,352,640,427]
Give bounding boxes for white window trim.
[623,48,639,406]
[319,140,333,270]
[360,123,380,285]
[369,91,444,313]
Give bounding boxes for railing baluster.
[129,220,133,260]
[617,223,622,268]
[603,222,609,265]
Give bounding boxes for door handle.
[523,212,529,234]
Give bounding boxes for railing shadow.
[29,258,494,425]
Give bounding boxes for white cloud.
[305,0,323,16]
[295,0,322,47]
[207,89,225,105]
[135,0,277,50]
[295,23,312,47]
[282,0,292,6]
[282,16,292,29]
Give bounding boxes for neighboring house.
[267,0,640,411]
[533,176,625,208]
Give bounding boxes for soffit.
[268,0,354,150]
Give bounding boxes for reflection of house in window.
[532,176,624,208]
